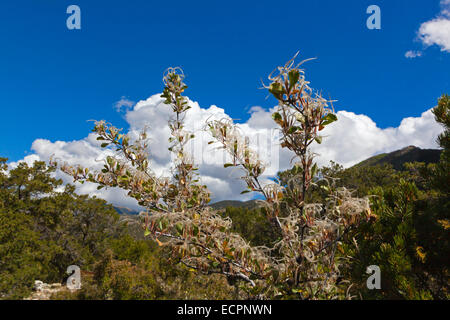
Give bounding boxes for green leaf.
[175,223,184,235]
[101,143,109,148]
[272,112,282,123]
[240,190,251,194]
[268,82,284,96]
[288,70,300,87]
[314,136,322,144]
[322,113,338,126]
[288,126,299,134]
[144,229,151,237]
[224,163,234,168]
[311,163,318,178]
[192,224,199,236]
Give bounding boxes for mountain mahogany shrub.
[55,55,370,299]
[54,68,270,289]
[207,54,371,298]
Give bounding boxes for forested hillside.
[0,160,236,299]
[354,146,442,171]
[212,145,443,210]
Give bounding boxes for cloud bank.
[11,94,443,210]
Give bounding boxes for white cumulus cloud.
[411,0,450,54]
[12,94,443,210]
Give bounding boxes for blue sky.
[0,0,449,162]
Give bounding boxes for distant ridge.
[113,206,140,215]
[209,200,261,210]
[353,145,442,171]
[113,201,261,214]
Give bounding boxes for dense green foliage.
[219,207,278,247]
[352,95,449,300]
[0,159,234,299]
[0,159,124,298]
[272,94,449,300]
[335,95,448,299]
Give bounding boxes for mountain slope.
[209,200,261,210]
[113,206,140,215]
[353,145,442,170]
